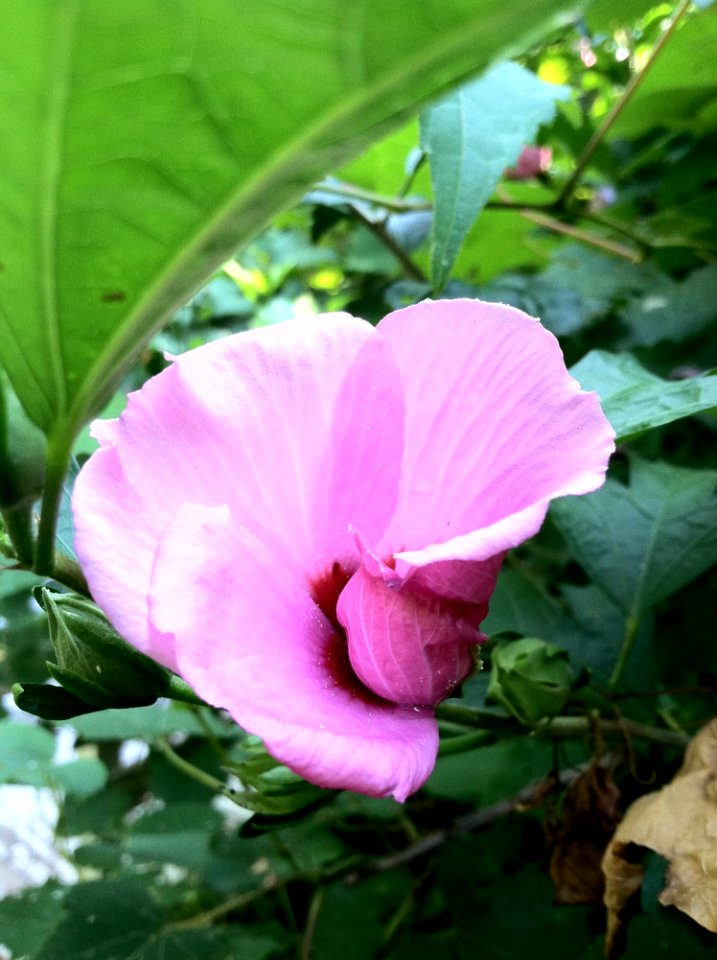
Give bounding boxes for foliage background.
[1,0,717,957]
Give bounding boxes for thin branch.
[349,204,428,283]
[365,763,593,876]
[558,0,693,204]
[516,208,642,262]
[314,180,431,213]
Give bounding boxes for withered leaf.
[602,719,717,955]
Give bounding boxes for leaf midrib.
[40,0,78,418]
[66,0,569,439]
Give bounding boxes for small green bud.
[40,588,170,708]
[487,637,573,724]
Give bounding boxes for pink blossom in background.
[505,145,553,180]
[73,300,615,801]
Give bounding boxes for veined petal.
[338,563,480,707]
[73,314,405,670]
[376,299,615,556]
[149,503,438,801]
[72,444,178,670]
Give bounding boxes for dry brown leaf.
[602,719,717,954]
[549,762,621,905]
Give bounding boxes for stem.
[516,208,642,261]
[1,501,36,566]
[609,614,640,688]
[438,729,496,756]
[314,180,431,213]
[300,888,326,960]
[155,736,227,793]
[34,428,73,576]
[349,204,428,283]
[542,714,687,749]
[558,0,692,204]
[435,703,515,730]
[437,701,688,748]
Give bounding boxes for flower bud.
[487,637,572,724]
[40,588,169,708]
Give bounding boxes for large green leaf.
[420,61,568,292]
[551,458,717,619]
[0,0,580,442]
[571,350,717,441]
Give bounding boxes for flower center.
[309,562,387,705]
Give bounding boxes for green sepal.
[487,637,573,724]
[39,588,169,708]
[12,682,102,721]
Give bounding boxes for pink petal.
[74,314,405,670]
[337,561,480,707]
[73,443,178,670]
[149,502,438,801]
[376,299,615,564]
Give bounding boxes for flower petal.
[338,560,480,707]
[73,443,178,669]
[149,502,439,801]
[376,299,615,557]
[74,314,405,668]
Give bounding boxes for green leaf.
[420,61,567,292]
[0,0,578,443]
[0,719,55,783]
[37,878,160,960]
[571,350,717,441]
[620,265,717,347]
[52,756,109,797]
[0,883,65,960]
[610,6,717,137]
[59,701,232,739]
[551,458,717,618]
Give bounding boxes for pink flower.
[73,300,614,801]
[505,145,553,180]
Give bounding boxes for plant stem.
[558,0,692,204]
[349,204,428,283]
[314,179,431,212]
[34,428,73,576]
[542,714,687,748]
[517,208,642,261]
[609,614,640,688]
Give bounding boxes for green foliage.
[0,0,574,443]
[571,350,717,441]
[420,61,568,292]
[2,2,717,958]
[551,458,717,618]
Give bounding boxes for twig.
[364,764,590,875]
[314,180,431,213]
[349,204,428,283]
[558,0,692,204]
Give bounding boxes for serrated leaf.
[420,60,568,292]
[0,0,577,446]
[571,350,717,441]
[551,458,717,619]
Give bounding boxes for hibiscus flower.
[73,299,614,800]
